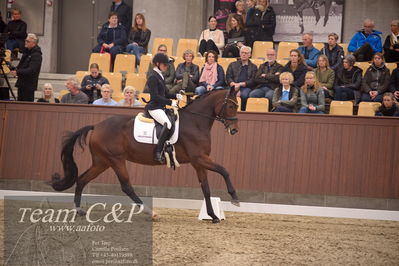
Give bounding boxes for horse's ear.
[229,86,238,96]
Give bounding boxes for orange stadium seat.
[125,73,147,93]
[151,37,174,56]
[385,63,397,73]
[218,58,237,74]
[102,72,122,95]
[354,62,371,75]
[193,56,205,69]
[139,54,153,75]
[329,101,353,115]
[252,41,273,59]
[75,71,89,84]
[138,92,150,105]
[173,57,184,69]
[313,42,324,50]
[176,39,198,57]
[246,98,269,112]
[277,42,299,61]
[88,53,111,72]
[339,43,349,55]
[113,54,136,74]
[58,89,70,99]
[250,59,264,68]
[357,102,381,116]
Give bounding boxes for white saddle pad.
[133,113,179,144]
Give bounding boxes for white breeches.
[148,109,172,129]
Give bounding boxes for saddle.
[141,109,177,140]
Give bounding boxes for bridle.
[184,90,238,129]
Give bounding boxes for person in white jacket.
[198,16,225,56]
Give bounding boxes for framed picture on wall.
[271,0,345,42]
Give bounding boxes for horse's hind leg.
[74,163,109,215]
[193,166,220,224]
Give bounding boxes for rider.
[146,53,182,163]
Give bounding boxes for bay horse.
[293,0,344,34]
[50,88,240,223]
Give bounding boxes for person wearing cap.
[146,53,182,163]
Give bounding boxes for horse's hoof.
[231,199,240,207]
[212,218,221,224]
[76,208,86,216]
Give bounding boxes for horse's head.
[214,87,239,135]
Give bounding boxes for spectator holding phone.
[81,63,109,103]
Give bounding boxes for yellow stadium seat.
[88,53,111,72]
[246,98,269,112]
[173,57,185,69]
[339,43,349,56]
[329,101,353,115]
[176,39,198,57]
[354,62,371,75]
[251,59,264,68]
[151,37,174,56]
[277,59,289,66]
[193,56,205,68]
[236,97,242,111]
[114,54,136,74]
[125,73,147,93]
[75,71,90,84]
[218,58,237,74]
[252,41,274,59]
[313,42,324,50]
[357,102,381,116]
[138,92,150,105]
[385,63,397,73]
[112,94,124,102]
[58,89,70,99]
[139,54,153,75]
[277,42,299,61]
[102,72,122,94]
[1,50,11,73]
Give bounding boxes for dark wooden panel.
[1,102,398,199]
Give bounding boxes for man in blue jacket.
[348,19,382,62]
[298,32,320,70]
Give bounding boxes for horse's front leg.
[297,11,305,34]
[312,7,321,24]
[193,155,240,206]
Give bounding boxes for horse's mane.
[180,89,228,110]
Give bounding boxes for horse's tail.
[50,125,94,191]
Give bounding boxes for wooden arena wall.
[0,102,398,199]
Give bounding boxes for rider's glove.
[176,94,183,101]
[171,100,178,107]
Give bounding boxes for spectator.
[92,12,127,64]
[37,83,60,103]
[110,0,132,35]
[199,16,225,56]
[348,19,382,62]
[281,49,308,88]
[223,14,246,58]
[298,32,321,69]
[390,64,399,101]
[235,0,246,21]
[314,55,335,102]
[334,55,363,102]
[195,50,225,95]
[61,78,89,104]
[0,12,7,34]
[383,20,399,63]
[171,50,199,94]
[119,86,141,107]
[81,63,110,104]
[256,0,276,42]
[126,13,151,66]
[320,33,344,71]
[245,0,258,48]
[376,92,399,116]
[146,44,175,91]
[272,72,299,112]
[299,71,325,114]
[10,33,42,102]
[226,46,258,111]
[93,84,119,106]
[249,48,283,107]
[5,8,27,59]
[361,53,390,103]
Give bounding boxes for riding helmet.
[152,53,170,65]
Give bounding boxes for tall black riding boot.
[154,123,170,163]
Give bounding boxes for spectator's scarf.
[199,62,218,86]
